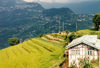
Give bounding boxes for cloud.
[24,0,37,2]
[24,0,99,3]
[39,0,53,3]
[54,0,68,3]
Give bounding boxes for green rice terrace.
[0,29,100,68]
[0,34,66,68]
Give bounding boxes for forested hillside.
[0,0,93,49]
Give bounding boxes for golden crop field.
[0,38,65,68]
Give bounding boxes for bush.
[8,37,20,46]
[68,32,77,42]
[79,58,93,68]
[65,32,78,44]
[84,63,93,68]
[38,34,43,37]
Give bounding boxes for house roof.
[66,35,100,50]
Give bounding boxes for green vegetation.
[93,13,100,31]
[61,29,100,44]
[0,36,65,68]
[0,29,100,68]
[67,32,77,43]
[91,59,99,68]
[76,29,100,36]
[38,34,44,38]
[8,37,20,46]
[48,29,100,45]
[51,33,66,40]
[79,58,99,68]
[79,58,93,68]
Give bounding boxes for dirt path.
[41,37,60,43]
[46,35,64,42]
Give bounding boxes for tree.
[93,13,100,31]
[8,37,20,46]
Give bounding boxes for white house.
[66,35,100,67]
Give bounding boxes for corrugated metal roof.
[66,35,100,50]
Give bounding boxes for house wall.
[68,44,99,67]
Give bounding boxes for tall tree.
[93,13,100,31]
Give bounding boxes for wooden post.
[76,21,78,32]
[99,25,100,31]
[59,20,61,33]
[63,22,64,31]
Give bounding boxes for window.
[88,50,92,55]
[71,49,80,55]
[76,49,80,55]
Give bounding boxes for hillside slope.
[0,35,65,68]
[76,29,100,35]
[0,0,93,49]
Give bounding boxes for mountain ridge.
[39,1,100,14]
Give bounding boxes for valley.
[0,0,93,49]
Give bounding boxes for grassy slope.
[1,29,99,68]
[0,36,65,68]
[76,29,100,35]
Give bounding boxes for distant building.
[60,31,67,35]
[66,35,100,67]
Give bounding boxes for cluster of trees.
[65,31,82,44]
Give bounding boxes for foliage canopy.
[8,37,20,46]
[93,13,100,31]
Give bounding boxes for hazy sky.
[24,0,98,3]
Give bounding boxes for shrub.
[38,34,43,37]
[8,37,20,46]
[79,58,93,68]
[68,32,77,42]
[84,63,93,68]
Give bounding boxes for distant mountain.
[0,0,93,49]
[39,1,100,14]
[43,8,73,16]
[66,1,100,14]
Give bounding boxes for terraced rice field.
[0,38,65,68]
